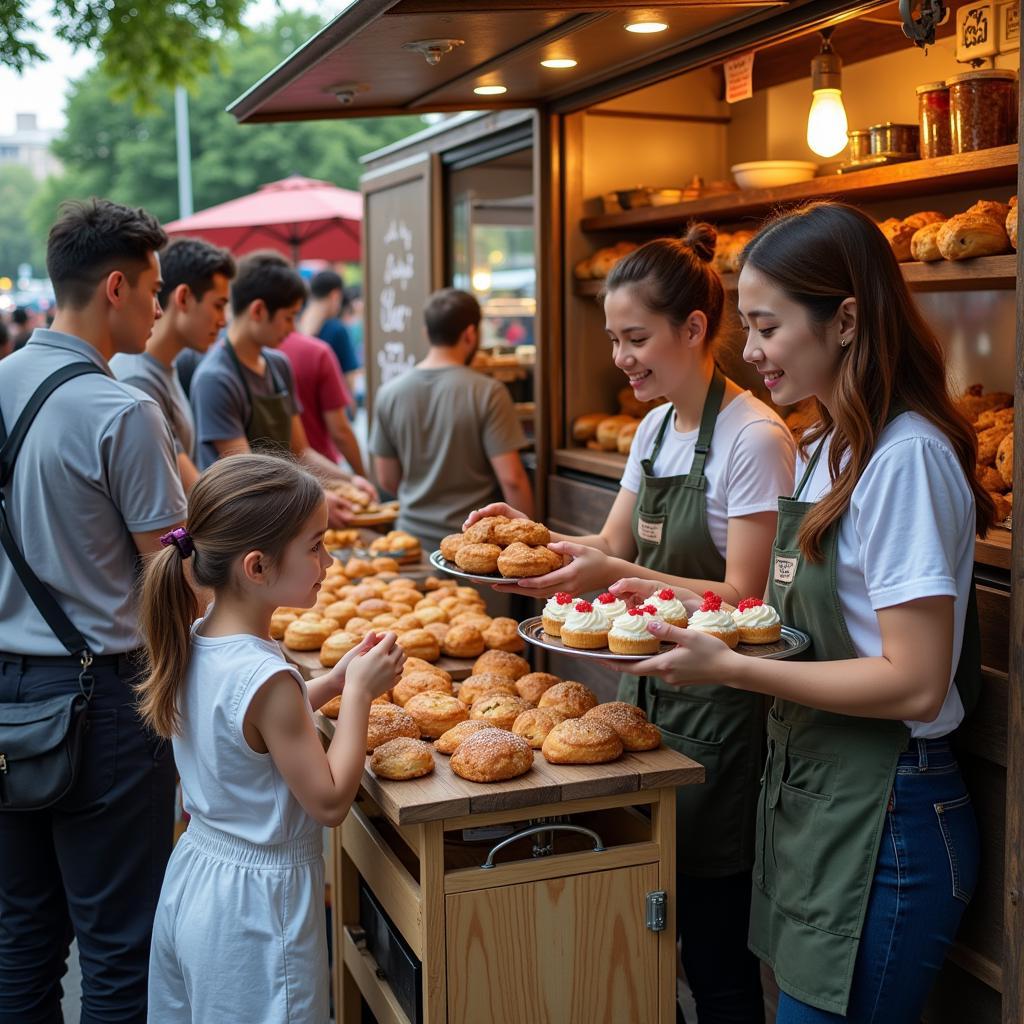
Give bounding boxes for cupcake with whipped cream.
[608,605,662,655]
[732,597,782,645]
[594,591,627,627]
[646,587,688,628]
[542,591,576,637]
[688,591,739,648]
[560,600,610,650]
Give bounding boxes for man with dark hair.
[111,236,235,491]
[370,287,533,549]
[190,250,373,520]
[298,268,360,398]
[0,198,185,1021]
[9,307,35,352]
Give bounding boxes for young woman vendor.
[467,224,795,1023]
[625,202,992,1023]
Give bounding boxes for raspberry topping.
[574,600,594,613]
[596,592,616,604]
[628,607,646,616]
[640,604,658,615]
[657,588,676,600]
[700,592,723,612]
[554,592,574,605]
[737,597,764,612]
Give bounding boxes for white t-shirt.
[796,412,976,738]
[621,390,796,559]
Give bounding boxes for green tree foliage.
[0,164,45,276]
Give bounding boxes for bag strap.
[0,362,104,666]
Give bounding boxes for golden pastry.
[371,614,398,629]
[434,720,499,755]
[936,213,1010,261]
[317,694,342,719]
[392,614,424,633]
[450,729,534,783]
[617,421,639,454]
[348,583,383,604]
[365,703,421,752]
[402,657,451,682]
[966,199,1010,224]
[457,673,520,706]
[996,433,1013,489]
[878,218,915,262]
[572,413,607,443]
[542,719,624,764]
[357,598,392,618]
[370,531,421,563]
[481,617,525,653]
[910,222,945,263]
[392,670,454,706]
[442,624,486,659]
[473,650,531,680]
[977,464,1006,493]
[957,385,1012,422]
[371,557,401,574]
[515,672,562,705]
[370,737,435,780]
[403,692,468,738]
[344,617,374,637]
[412,606,448,627]
[324,528,360,549]
[344,557,374,579]
[319,630,360,667]
[469,693,534,731]
[450,612,492,631]
[270,609,298,640]
[496,542,562,579]
[538,681,599,719]
[902,210,945,231]
[978,422,1012,465]
[1007,196,1017,250]
[439,534,465,562]
[283,618,333,651]
[454,542,501,574]
[512,708,567,749]
[990,491,1012,522]
[583,702,661,752]
[424,575,455,592]
[493,519,551,547]
[974,407,1014,431]
[396,629,441,662]
[323,600,358,626]
[462,516,510,545]
[423,623,450,644]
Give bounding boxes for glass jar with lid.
[947,69,1018,153]
[916,81,951,158]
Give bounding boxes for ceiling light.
[625,22,668,34]
[806,30,849,158]
[474,85,508,96]
[541,58,578,69]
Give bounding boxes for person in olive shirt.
[189,251,375,524]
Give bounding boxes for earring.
[840,335,851,348]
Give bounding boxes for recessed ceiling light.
[626,22,668,34]
[541,58,578,69]
[474,85,508,96]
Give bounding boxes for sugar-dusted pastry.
[538,681,599,719]
[401,657,451,682]
[434,719,499,755]
[497,542,562,579]
[688,591,740,648]
[365,703,420,751]
[936,213,1010,261]
[902,210,945,231]
[645,588,688,628]
[541,592,575,637]
[412,605,448,628]
[392,670,454,707]
[1007,196,1017,250]
[469,693,534,731]
[443,623,486,659]
[319,630,360,667]
[494,519,551,547]
[371,557,401,575]
[395,629,441,662]
[450,729,534,783]
[439,534,465,562]
[481,617,524,653]
[370,737,435,780]
[283,618,334,651]
[512,708,567,749]
[392,614,423,633]
[515,672,561,705]
[449,611,492,631]
[542,719,624,765]
[583,702,661,752]
[454,542,501,575]
[593,591,628,627]
[357,598,392,618]
[403,692,468,738]
[473,650,531,680]
[462,515,511,545]
[607,606,661,656]
[732,598,782,644]
[423,622,450,645]
[456,673,519,707]
[559,600,610,650]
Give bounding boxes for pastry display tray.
[518,617,810,664]
[429,549,513,585]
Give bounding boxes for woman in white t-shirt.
[468,224,795,1024]
[626,202,996,1023]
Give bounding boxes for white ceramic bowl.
[730,160,818,190]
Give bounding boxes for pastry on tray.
[732,598,782,644]
[450,728,534,783]
[583,702,661,752]
[512,708,567,749]
[403,692,468,739]
[319,630,360,667]
[442,623,486,659]
[370,737,435,780]
[395,629,441,662]
[496,542,561,579]
[454,542,501,574]
[481,617,524,653]
[515,672,561,704]
[559,600,610,650]
[593,591,628,627]
[541,592,575,637]
[365,703,421,752]
[434,720,498,755]
[392,671,454,707]
[607,606,661,656]
[457,673,519,707]
[542,719,624,765]
[688,591,740,648]
[473,650,531,680]
[645,588,688,628]
[469,693,534,731]
[538,681,599,719]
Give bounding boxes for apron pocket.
[934,793,978,905]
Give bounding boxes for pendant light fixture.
[806,29,849,158]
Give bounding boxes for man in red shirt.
[278,330,367,476]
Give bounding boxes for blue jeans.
[775,738,979,1023]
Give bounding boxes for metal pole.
[175,85,194,218]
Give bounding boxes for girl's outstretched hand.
[607,621,742,685]
[320,631,382,694]
[345,631,405,701]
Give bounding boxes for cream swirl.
[594,596,627,624]
[543,595,574,622]
[732,604,781,628]
[609,610,658,638]
[689,608,738,632]
[649,594,688,622]
[564,606,609,633]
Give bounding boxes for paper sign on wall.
[724,52,755,103]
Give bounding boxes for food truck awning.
[228,0,878,124]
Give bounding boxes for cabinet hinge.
[646,890,666,932]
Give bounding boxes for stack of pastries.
[440,517,563,579]
[957,385,1014,524]
[572,387,666,455]
[878,197,1017,263]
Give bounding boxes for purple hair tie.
[159,527,194,559]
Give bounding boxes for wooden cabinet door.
[445,863,660,1024]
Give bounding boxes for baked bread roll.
[617,420,639,454]
[481,617,525,653]
[392,670,454,707]
[494,519,551,546]
[512,708,566,749]
[454,543,501,574]
[442,624,486,659]
[473,650,530,680]
[966,199,1010,224]
[365,703,420,751]
[996,433,1013,489]
[395,629,441,662]
[370,737,435,780]
[270,610,298,640]
[1008,197,1018,250]
[879,218,915,262]
[514,672,562,704]
[434,720,499,755]
[583,702,662,752]
[403,692,468,738]
[542,719,624,764]
[439,534,464,562]
[283,618,334,651]
[462,515,510,545]
[457,673,519,707]
[496,542,562,579]
[449,612,492,631]
[573,254,594,280]
[319,630,360,667]
[595,415,636,451]
[957,385,1012,422]
[978,422,1013,465]
[589,246,624,278]
[573,413,608,443]
[937,214,1010,261]
[910,222,945,262]
[975,407,1014,431]
[538,681,599,718]
[450,728,534,783]
[401,657,450,682]
[902,211,945,231]
[469,693,534,730]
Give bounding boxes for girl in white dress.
[138,454,404,1023]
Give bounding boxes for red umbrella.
[164,175,362,263]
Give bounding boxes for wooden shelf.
[580,146,1019,232]
[554,447,627,479]
[574,254,1018,298]
[977,527,1012,573]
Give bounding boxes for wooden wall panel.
[546,474,617,536]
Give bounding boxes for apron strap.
[640,406,675,477]
[793,437,827,501]
[688,368,725,482]
[225,341,286,432]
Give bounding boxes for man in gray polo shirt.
[0,199,185,1023]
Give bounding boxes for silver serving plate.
[428,548,508,585]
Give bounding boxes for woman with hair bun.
[629,202,993,1022]
[467,223,796,1023]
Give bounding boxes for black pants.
[678,869,765,1024]
[0,654,176,1024]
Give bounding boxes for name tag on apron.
[637,516,664,544]
[773,554,799,585]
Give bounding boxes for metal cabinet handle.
[481,823,605,869]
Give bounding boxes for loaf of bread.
[879,218,915,262]
[910,221,945,262]
[1008,197,1018,251]
[936,214,1010,261]
[617,420,639,454]
[572,412,608,443]
[902,211,945,231]
[595,415,637,451]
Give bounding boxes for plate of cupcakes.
[518,588,810,663]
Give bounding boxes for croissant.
[936,214,1010,261]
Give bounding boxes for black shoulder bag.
[0,362,105,810]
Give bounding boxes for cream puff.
[559,600,609,650]
[732,598,782,644]
[593,591,627,627]
[688,591,739,648]
[607,606,661,656]
[646,588,688,628]
[541,592,575,637]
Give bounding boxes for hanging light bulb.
[806,30,848,158]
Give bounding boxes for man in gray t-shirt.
[369,288,532,549]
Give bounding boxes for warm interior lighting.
[806,31,848,158]
[471,269,493,292]
[540,58,578,69]
[625,22,668,34]
[474,85,508,96]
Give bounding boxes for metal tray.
[517,616,811,665]
[429,548,508,585]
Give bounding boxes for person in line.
[0,199,185,1022]
[9,306,37,352]
[370,287,534,553]
[140,455,404,1022]
[298,269,360,400]
[189,251,374,524]
[624,202,990,1023]
[467,226,795,1024]
[111,236,235,491]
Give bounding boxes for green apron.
[749,430,982,1015]
[225,341,293,455]
[617,369,767,877]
